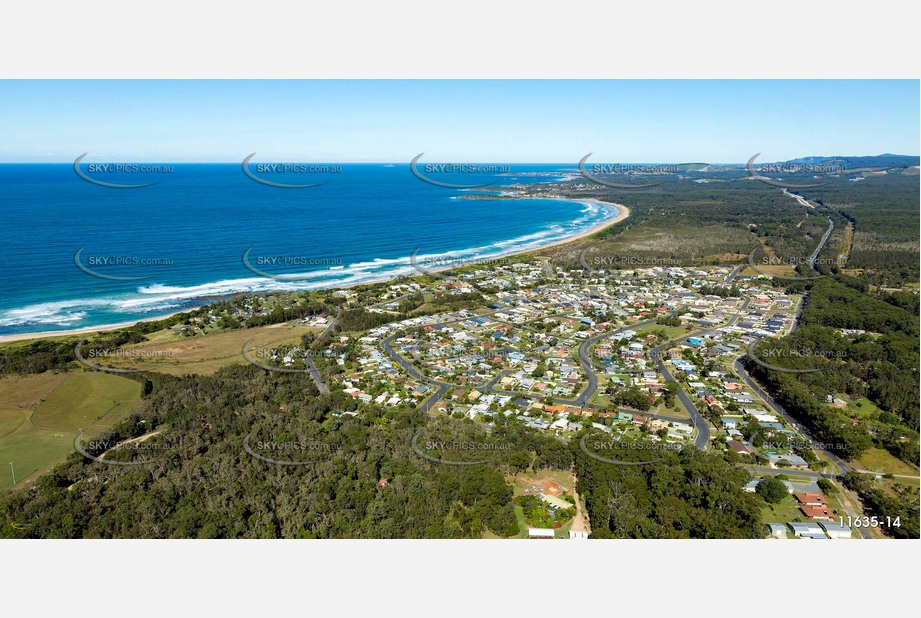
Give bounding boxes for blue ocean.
[0,163,617,336]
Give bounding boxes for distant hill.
[675,162,712,172]
[785,154,919,169]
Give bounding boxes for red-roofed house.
[800,505,833,520]
[794,493,826,507]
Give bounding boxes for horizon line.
[0,153,918,165]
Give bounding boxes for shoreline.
[521,198,629,252]
[0,198,629,344]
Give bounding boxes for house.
[788,522,827,539]
[800,505,834,521]
[820,520,852,539]
[794,493,826,507]
[541,494,574,510]
[569,530,588,540]
[727,440,752,455]
[767,523,787,539]
[528,527,555,539]
[745,479,794,493]
[768,453,809,468]
[549,418,570,432]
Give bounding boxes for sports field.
[0,372,142,490]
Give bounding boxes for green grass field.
[513,504,528,538]
[635,323,689,339]
[648,401,689,418]
[0,408,31,440]
[1,371,144,491]
[854,447,920,477]
[0,372,67,409]
[31,372,142,431]
[844,396,881,418]
[0,430,76,490]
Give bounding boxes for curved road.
[572,306,688,406]
[648,298,751,450]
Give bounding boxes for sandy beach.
[526,198,630,251]
[0,317,185,344]
[0,198,630,344]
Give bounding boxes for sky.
[0,80,917,163]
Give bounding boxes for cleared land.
[1,372,142,490]
[853,447,920,478]
[32,372,142,431]
[99,321,316,375]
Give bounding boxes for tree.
[756,477,788,504]
[531,361,546,378]
[816,479,837,495]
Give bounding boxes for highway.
[732,355,850,476]
[808,218,835,270]
[730,280,875,538]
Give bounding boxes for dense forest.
[799,174,919,285]
[0,359,767,538]
[575,434,763,538]
[0,364,532,538]
[746,278,919,464]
